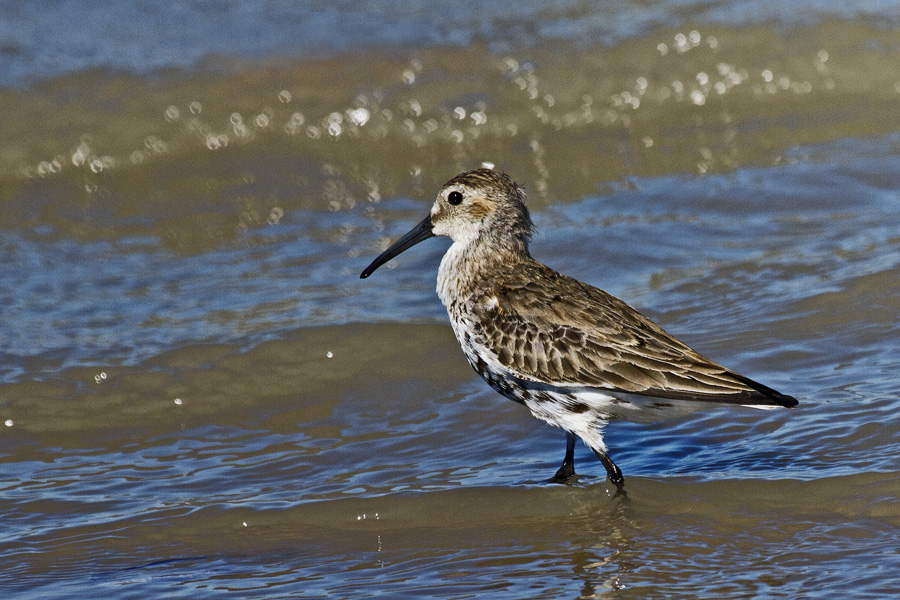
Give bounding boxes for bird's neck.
[436,232,529,311]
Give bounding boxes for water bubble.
[817,49,829,62]
[254,114,270,128]
[37,160,61,177]
[268,207,284,225]
[206,133,228,150]
[174,398,183,405]
[346,107,371,126]
[690,90,706,106]
[326,351,334,358]
[189,101,202,114]
[95,372,107,384]
[481,161,495,169]
[71,142,90,167]
[696,72,709,86]
[278,90,292,103]
[688,30,701,45]
[402,69,415,84]
[470,111,487,125]
[165,105,180,122]
[453,107,466,120]
[450,130,464,143]
[142,136,168,154]
[4,419,12,427]
[762,69,774,83]
[306,126,321,139]
[657,43,669,56]
[233,121,249,138]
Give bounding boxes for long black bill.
[360,215,434,278]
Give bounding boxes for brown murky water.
[2,3,900,598]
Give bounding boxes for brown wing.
[470,260,797,407]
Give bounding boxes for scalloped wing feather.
[470,260,797,407]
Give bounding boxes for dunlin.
[361,168,797,488]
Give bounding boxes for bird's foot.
[548,461,577,484]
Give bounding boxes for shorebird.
[361,168,797,488]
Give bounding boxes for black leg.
[549,431,577,483]
[592,447,624,489]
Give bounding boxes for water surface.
[2,2,900,598]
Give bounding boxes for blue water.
[3,2,900,599]
[1,0,898,87]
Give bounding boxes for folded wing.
[470,260,798,408]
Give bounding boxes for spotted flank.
[361,168,798,489]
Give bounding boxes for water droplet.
[263,207,282,225]
[174,398,183,405]
[4,419,13,427]
[346,108,370,126]
[326,351,334,358]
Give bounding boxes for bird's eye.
[448,191,463,205]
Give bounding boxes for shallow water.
[2,2,900,598]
